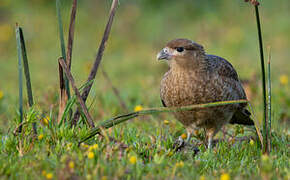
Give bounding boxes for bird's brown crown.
[166,38,204,51]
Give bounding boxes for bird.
[157,38,254,149]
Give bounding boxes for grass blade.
[56,0,71,99]
[254,4,267,153]
[71,0,119,127]
[15,24,23,133]
[79,99,248,144]
[19,27,37,134]
[267,47,272,153]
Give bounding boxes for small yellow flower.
[199,175,206,180]
[0,90,4,100]
[66,143,72,150]
[86,174,92,180]
[279,74,288,85]
[81,143,89,148]
[87,151,94,159]
[38,134,44,140]
[68,161,75,169]
[129,156,137,164]
[42,170,47,176]
[134,105,143,112]
[175,161,184,168]
[101,176,108,180]
[261,154,269,162]
[181,133,187,140]
[46,173,53,179]
[89,144,99,151]
[167,151,174,157]
[250,139,254,146]
[220,173,230,180]
[163,120,170,125]
[42,116,50,125]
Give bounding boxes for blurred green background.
[0,0,289,131]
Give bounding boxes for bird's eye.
[176,47,184,52]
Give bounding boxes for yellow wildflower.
[81,143,89,148]
[167,151,174,157]
[199,175,206,180]
[134,105,143,112]
[89,144,99,151]
[88,151,94,159]
[86,174,92,180]
[279,74,288,85]
[250,139,254,146]
[175,161,184,168]
[0,90,3,100]
[129,156,137,164]
[42,170,47,176]
[220,172,230,180]
[163,120,170,125]
[38,134,44,140]
[181,133,187,140]
[261,154,269,162]
[66,143,72,150]
[101,176,108,180]
[42,116,50,125]
[68,161,75,169]
[46,173,53,179]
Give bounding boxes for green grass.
[0,0,289,179]
[0,113,289,179]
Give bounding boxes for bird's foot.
[173,136,186,151]
[173,137,199,155]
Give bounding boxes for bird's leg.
[174,129,192,150]
[186,131,192,143]
[208,134,213,149]
[206,128,217,149]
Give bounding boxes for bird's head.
[157,39,205,68]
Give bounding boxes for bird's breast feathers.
[160,68,242,108]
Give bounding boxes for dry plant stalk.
[59,58,95,128]
[66,0,77,70]
[72,0,119,126]
[57,61,68,123]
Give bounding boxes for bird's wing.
[230,109,254,125]
[206,55,247,99]
[206,55,254,125]
[161,99,167,107]
[206,55,239,81]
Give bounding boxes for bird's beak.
[157,48,171,60]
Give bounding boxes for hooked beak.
[157,48,171,60]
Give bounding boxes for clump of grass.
[59,57,95,128]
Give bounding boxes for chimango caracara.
[157,39,254,148]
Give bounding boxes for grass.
[0,0,289,179]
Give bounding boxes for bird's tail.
[230,109,254,125]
